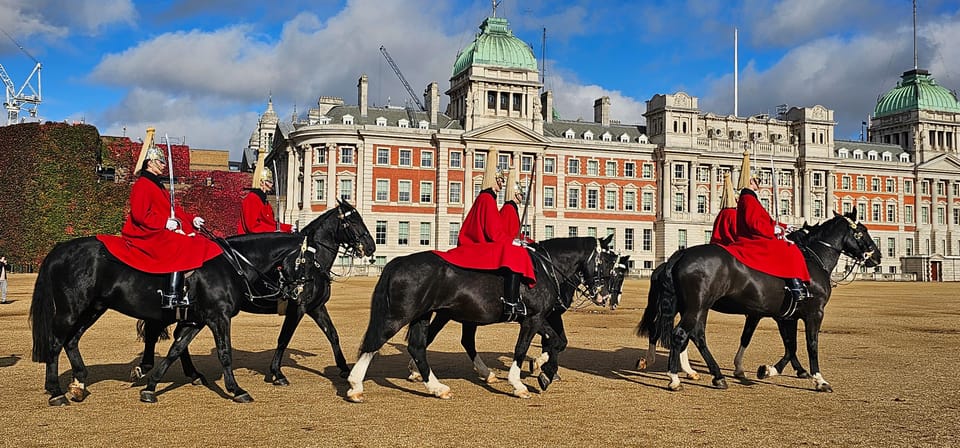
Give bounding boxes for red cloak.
[237,190,292,234]
[98,173,223,274]
[721,189,810,281]
[709,208,738,246]
[434,190,535,285]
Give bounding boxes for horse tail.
[637,250,684,349]
[136,320,171,341]
[359,259,396,354]
[30,255,57,363]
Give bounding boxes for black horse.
[30,201,372,405]
[638,225,825,380]
[605,254,631,311]
[645,211,880,392]
[345,237,607,402]
[134,202,375,386]
[403,235,620,384]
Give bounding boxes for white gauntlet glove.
[165,218,179,231]
[193,217,205,228]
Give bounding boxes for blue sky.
[2,0,959,161]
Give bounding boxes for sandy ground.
[0,273,958,447]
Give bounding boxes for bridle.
[798,215,876,286]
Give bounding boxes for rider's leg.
[160,271,189,308]
[781,278,807,318]
[501,271,526,321]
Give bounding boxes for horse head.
[829,210,882,267]
[590,234,618,306]
[605,255,630,310]
[300,200,377,263]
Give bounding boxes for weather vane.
[492,0,501,17]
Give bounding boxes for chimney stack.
[541,91,554,124]
[424,82,439,124]
[358,74,368,117]
[594,96,610,126]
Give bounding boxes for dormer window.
[899,153,910,162]
[837,148,849,158]
[619,133,630,143]
[853,150,863,159]
[418,120,429,129]
[564,129,575,139]
[882,152,892,161]
[375,117,387,126]
[867,150,878,160]
[637,134,648,144]
[342,114,354,125]
[584,131,594,140]
[318,116,331,125]
[602,132,612,142]
[398,119,409,128]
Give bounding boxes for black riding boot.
[160,271,190,309]
[501,272,526,322]
[780,278,808,319]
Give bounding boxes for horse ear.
[600,234,614,247]
[846,208,857,221]
[832,210,841,218]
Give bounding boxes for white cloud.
[700,14,960,139]
[0,0,134,43]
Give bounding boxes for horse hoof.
[272,377,289,387]
[687,372,701,381]
[756,366,768,380]
[537,373,552,391]
[130,366,146,382]
[817,383,834,393]
[346,391,364,403]
[407,373,423,383]
[48,395,70,406]
[67,387,89,402]
[190,375,208,386]
[437,390,453,400]
[713,378,728,389]
[667,382,682,392]
[514,389,532,399]
[733,371,746,379]
[637,358,647,370]
[796,370,811,379]
[483,372,498,384]
[140,390,157,403]
[552,372,561,382]
[233,393,254,403]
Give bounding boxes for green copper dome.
[452,17,538,77]
[874,69,960,118]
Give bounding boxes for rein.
[531,241,604,311]
[795,223,867,288]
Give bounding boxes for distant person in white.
[0,256,8,304]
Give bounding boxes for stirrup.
[159,290,190,309]
[500,297,527,322]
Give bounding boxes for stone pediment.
[462,120,551,145]
[916,153,960,174]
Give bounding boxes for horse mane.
[300,201,352,235]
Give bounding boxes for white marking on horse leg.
[472,355,497,383]
[407,359,422,382]
[733,345,747,377]
[813,372,832,392]
[508,361,530,398]
[532,352,549,373]
[767,365,780,377]
[424,371,451,399]
[680,349,699,380]
[346,352,375,402]
[667,372,682,391]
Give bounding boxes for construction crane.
[0,28,42,125]
[379,45,425,111]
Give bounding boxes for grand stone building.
[249,15,960,280]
